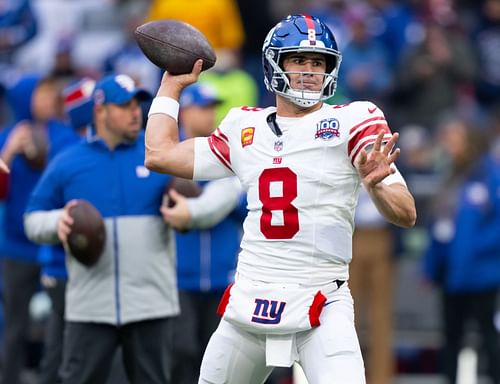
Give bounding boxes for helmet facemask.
[265,47,341,107]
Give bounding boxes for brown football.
[23,125,47,170]
[67,200,106,267]
[163,178,202,208]
[134,19,216,75]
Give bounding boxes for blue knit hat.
[63,78,96,130]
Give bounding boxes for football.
[163,178,202,208]
[67,200,106,267]
[23,125,47,170]
[134,19,216,75]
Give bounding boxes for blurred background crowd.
[0,0,499,383]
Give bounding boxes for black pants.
[172,290,223,384]
[442,289,500,384]
[38,278,66,384]
[59,318,174,384]
[1,258,40,384]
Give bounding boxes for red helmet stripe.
[304,14,315,30]
[304,15,317,45]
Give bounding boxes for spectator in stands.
[338,5,393,107]
[103,2,160,94]
[392,21,476,130]
[472,0,500,108]
[365,0,417,68]
[422,116,500,384]
[0,0,38,125]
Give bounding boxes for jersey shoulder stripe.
[343,101,392,163]
[208,128,233,171]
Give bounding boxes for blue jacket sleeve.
[422,225,448,285]
[467,159,500,255]
[26,155,65,213]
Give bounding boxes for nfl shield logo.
[274,140,283,152]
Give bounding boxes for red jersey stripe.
[350,137,377,164]
[350,133,393,164]
[349,116,386,134]
[216,128,229,143]
[348,124,390,155]
[208,135,233,172]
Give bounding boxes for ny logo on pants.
[251,298,286,324]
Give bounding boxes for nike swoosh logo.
[368,107,377,114]
[324,300,339,307]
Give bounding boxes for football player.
[145,14,416,384]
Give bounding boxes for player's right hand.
[156,59,203,99]
[356,130,400,189]
[57,200,78,243]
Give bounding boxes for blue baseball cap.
[63,77,95,130]
[180,83,221,108]
[92,74,152,106]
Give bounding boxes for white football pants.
[198,284,366,384]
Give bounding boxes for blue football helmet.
[262,14,342,107]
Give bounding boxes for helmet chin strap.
[285,89,322,107]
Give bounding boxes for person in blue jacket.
[422,117,500,384]
[160,83,246,383]
[24,74,178,384]
[0,74,75,384]
[36,77,95,384]
[0,0,38,124]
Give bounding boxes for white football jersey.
[194,101,397,285]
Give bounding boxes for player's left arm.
[355,131,417,228]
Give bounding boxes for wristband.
[148,96,179,122]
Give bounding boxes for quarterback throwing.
[145,14,416,384]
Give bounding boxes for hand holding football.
[67,200,106,267]
[163,178,202,208]
[135,19,216,75]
